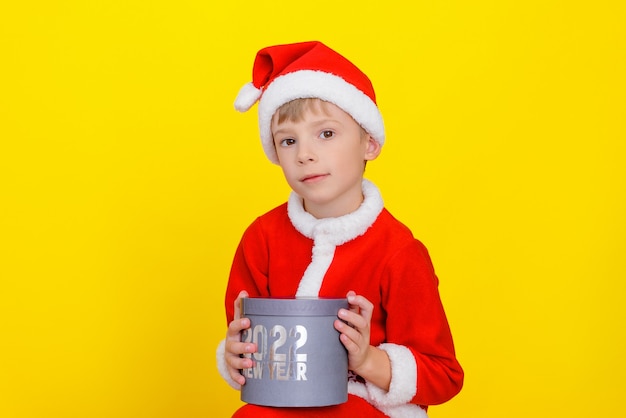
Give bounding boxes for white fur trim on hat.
[234,82,262,112]
[289,179,384,297]
[258,70,385,164]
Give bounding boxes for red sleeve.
[224,217,271,324]
[381,239,464,406]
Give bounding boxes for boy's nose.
[297,144,317,164]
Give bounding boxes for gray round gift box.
[240,298,349,407]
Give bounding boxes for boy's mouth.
[300,173,329,183]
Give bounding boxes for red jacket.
[221,180,463,417]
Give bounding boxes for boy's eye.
[320,130,334,140]
[280,138,296,147]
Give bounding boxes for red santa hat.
[234,41,385,164]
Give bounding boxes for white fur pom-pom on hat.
[234,82,262,112]
[233,41,385,164]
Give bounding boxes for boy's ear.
[364,135,382,161]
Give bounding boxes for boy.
[216,41,463,417]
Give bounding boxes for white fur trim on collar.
[258,70,385,164]
[288,179,383,245]
[288,179,384,297]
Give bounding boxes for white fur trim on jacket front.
[288,179,384,297]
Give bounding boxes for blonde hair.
[273,98,368,138]
[274,98,332,124]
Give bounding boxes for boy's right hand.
[224,290,256,386]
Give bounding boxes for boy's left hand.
[334,291,392,391]
[334,290,374,374]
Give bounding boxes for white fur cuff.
[367,343,418,407]
[216,339,242,390]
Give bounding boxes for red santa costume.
[217,179,464,417]
[216,41,464,417]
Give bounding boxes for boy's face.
[271,101,381,218]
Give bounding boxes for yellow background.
[1,1,624,417]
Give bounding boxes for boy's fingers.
[335,318,362,341]
[346,290,359,314]
[346,291,374,322]
[226,344,254,365]
[233,290,249,320]
[227,317,250,339]
[339,308,367,330]
[228,366,246,386]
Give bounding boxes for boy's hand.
[334,290,391,391]
[224,290,256,386]
[335,291,373,372]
